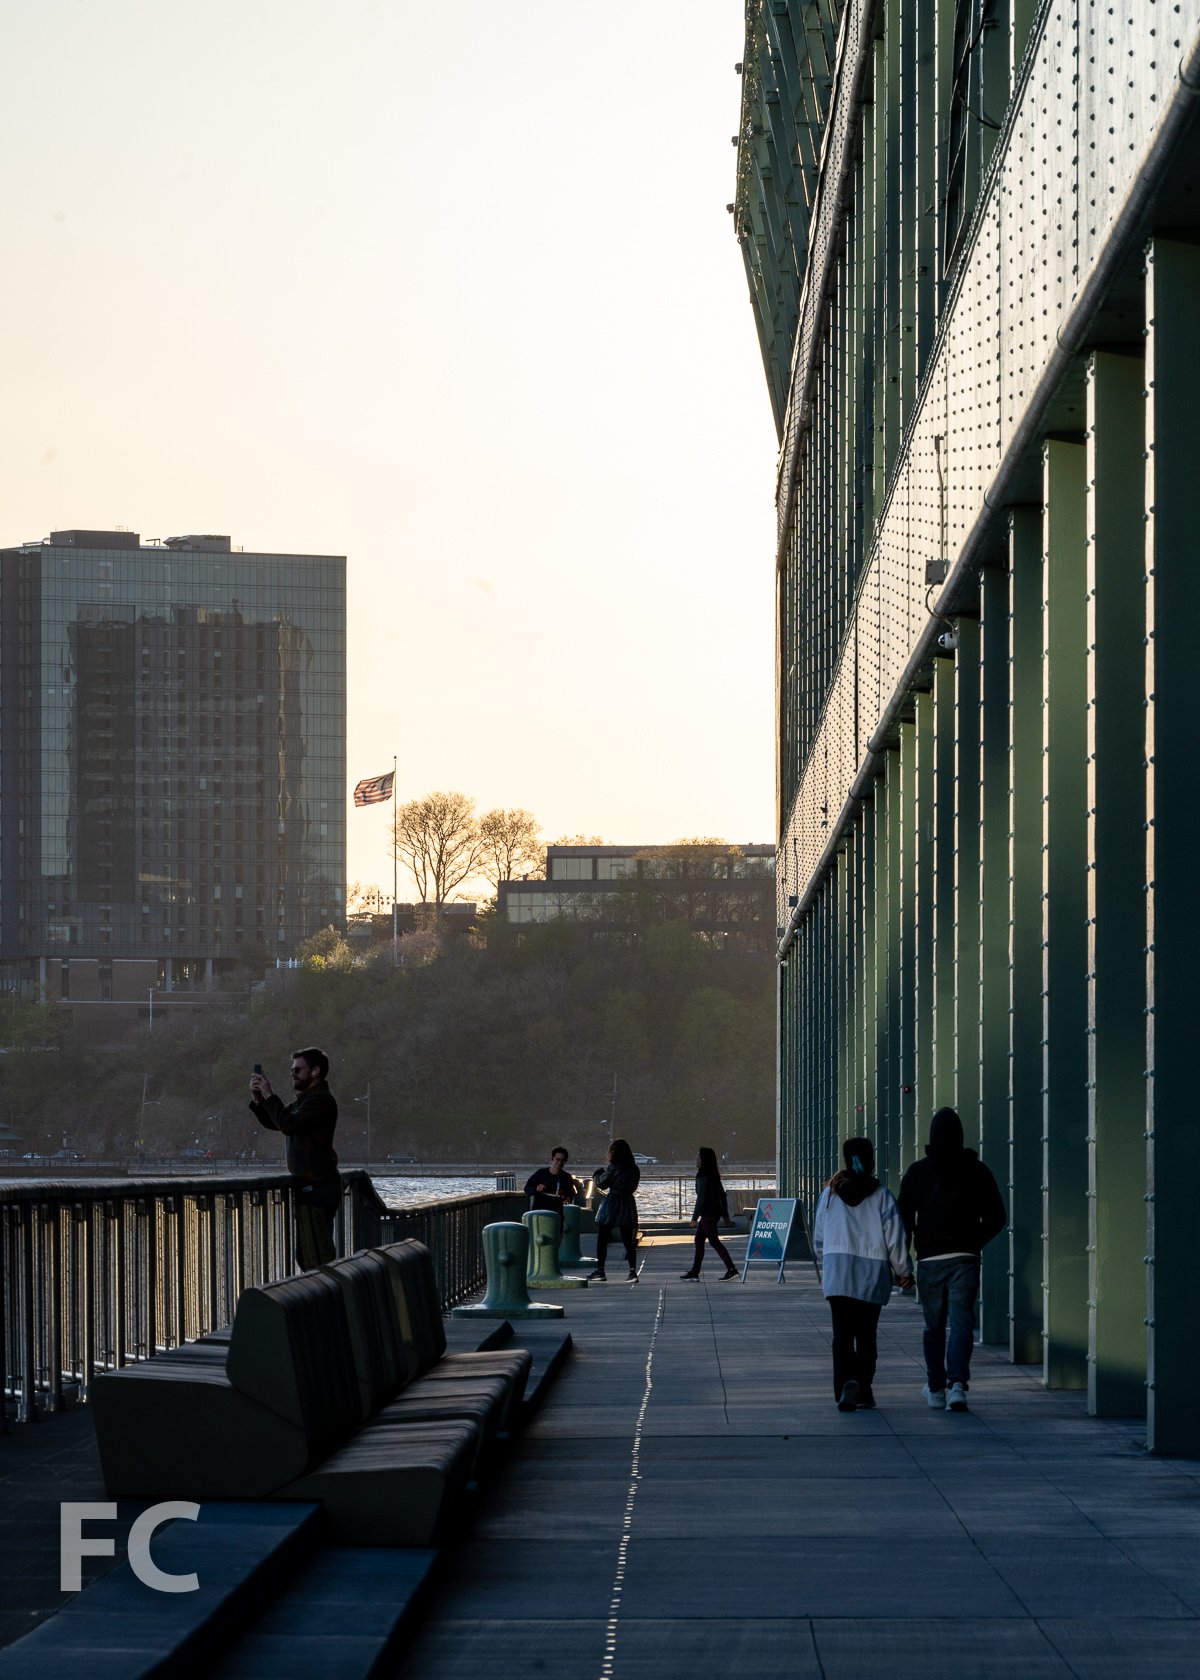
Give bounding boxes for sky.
[0,0,779,897]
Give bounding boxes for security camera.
[936,627,958,654]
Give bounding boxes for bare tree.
[392,791,483,916]
[478,807,543,890]
[347,880,388,914]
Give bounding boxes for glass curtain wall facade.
[0,531,345,990]
[499,844,775,940]
[738,0,1200,1451]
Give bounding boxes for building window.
[550,857,593,881]
[596,857,635,880]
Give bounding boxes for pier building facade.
[736,0,1200,1449]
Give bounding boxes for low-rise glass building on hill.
[499,843,775,948]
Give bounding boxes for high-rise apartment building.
[0,529,345,1001]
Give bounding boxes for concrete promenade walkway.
[3,1229,1199,1676]
[395,1231,1200,1680]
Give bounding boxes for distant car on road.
[386,1152,418,1165]
[180,1146,216,1161]
[20,1151,46,1161]
[50,1148,84,1161]
[632,1152,658,1166]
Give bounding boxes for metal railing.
[671,1177,777,1219]
[0,1171,523,1427]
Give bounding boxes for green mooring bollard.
[557,1202,585,1267]
[451,1221,564,1319]
[525,1209,587,1289]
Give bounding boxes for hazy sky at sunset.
[1,0,778,896]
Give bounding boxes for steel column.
[931,655,957,1114]
[897,721,918,1186]
[913,689,936,1165]
[1085,349,1148,1418]
[1041,438,1089,1390]
[1009,506,1044,1365]
[953,617,983,1133]
[1144,237,1200,1455]
[979,560,1012,1342]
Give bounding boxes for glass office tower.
[0,530,345,995]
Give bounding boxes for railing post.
[45,1204,65,1413]
[0,1203,9,1434]
[204,1193,219,1335]
[174,1196,188,1348]
[81,1203,97,1402]
[114,1202,127,1370]
[17,1204,37,1423]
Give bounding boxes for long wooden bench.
[92,1239,534,1545]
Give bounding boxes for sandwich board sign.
[741,1197,806,1282]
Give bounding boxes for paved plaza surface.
[395,1233,1200,1680]
[3,1232,1200,1677]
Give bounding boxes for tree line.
[0,909,775,1167]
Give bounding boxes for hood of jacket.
[927,1107,966,1157]
[832,1170,881,1207]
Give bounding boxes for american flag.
[353,771,395,807]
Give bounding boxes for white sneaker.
[923,1383,946,1409]
[946,1382,969,1412]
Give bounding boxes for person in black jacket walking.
[680,1147,738,1280]
[898,1107,1006,1413]
[249,1047,340,1271]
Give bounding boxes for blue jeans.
[917,1256,980,1389]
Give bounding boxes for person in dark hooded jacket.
[812,1136,912,1412]
[898,1107,1006,1413]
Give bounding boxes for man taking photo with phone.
[249,1047,340,1270]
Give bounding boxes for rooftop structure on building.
[0,527,346,1006]
[499,842,775,945]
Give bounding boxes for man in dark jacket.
[898,1107,1006,1413]
[523,1147,581,1229]
[249,1046,340,1270]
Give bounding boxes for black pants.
[827,1296,882,1397]
[596,1221,636,1271]
[294,1180,339,1271]
[691,1216,734,1274]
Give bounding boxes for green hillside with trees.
[0,913,775,1166]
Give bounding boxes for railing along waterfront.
[0,1171,523,1428]
[671,1176,776,1220]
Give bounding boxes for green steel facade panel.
[1008,506,1042,1369]
[1084,349,1147,1419]
[739,0,1200,1447]
[1144,238,1200,1454]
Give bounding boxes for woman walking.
[812,1136,912,1411]
[589,1138,641,1281]
[680,1147,738,1280]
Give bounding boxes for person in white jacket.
[812,1136,913,1411]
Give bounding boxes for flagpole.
[392,755,398,967]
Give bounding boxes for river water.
[369,1174,771,1222]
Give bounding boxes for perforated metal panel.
[777,0,873,545]
[1076,0,1184,278]
[778,0,1200,910]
